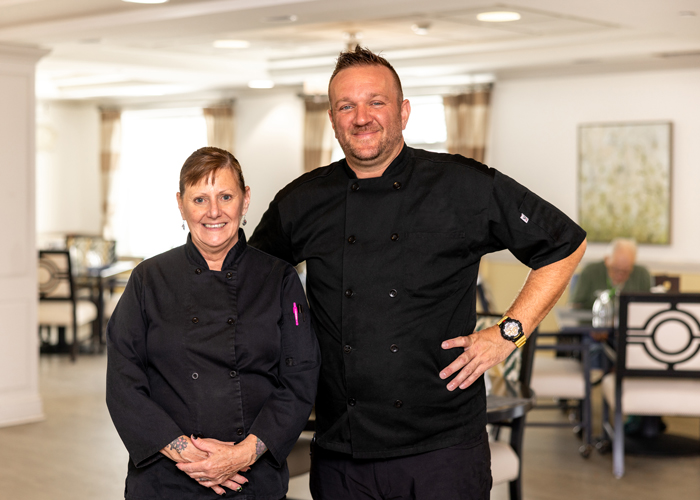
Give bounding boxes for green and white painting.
[578,122,672,244]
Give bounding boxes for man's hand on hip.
[439,325,513,391]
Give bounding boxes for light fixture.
[411,23,431,35]
[248,80,274,89]
[262,14,298,23]
[122,0,169,4]
[476,11,521,22]
[213,40,250,49]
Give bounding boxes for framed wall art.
[578,122,672,244]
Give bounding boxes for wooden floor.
[1,354,698,500]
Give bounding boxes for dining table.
[75,259,138,351]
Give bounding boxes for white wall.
[487,68,700,270]
[0,44,47,427]
[235,90,305,232]
[36,101,101,238]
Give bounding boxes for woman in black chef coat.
[106,147,320,499]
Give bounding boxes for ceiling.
[1,0,699,104]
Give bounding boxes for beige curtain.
[100,109,121,240]
[203,104,235,153]
[304,98,333,172]
[443,86,492,163]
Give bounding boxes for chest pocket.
[402,231,467,298]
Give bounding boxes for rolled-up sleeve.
[105,268,183,468]
[249,266,320,466]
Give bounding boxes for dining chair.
[38,250,98,361]
[528,329,594,457]
[483,312,537,500]
[600,292,700,478]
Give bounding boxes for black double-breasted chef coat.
[106,231,320,499]
[249,145,586,460]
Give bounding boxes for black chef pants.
[309,429,491,500]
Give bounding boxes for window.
[330,94,447,162]
[112,108,207,259]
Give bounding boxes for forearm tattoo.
[255,437,268,461]
[168,436,188,454]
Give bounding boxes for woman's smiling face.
[177,167,250,263]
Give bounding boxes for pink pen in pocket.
[293,302,299,326]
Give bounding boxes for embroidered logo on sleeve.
[520,213,529,223]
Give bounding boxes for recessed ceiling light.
[248,80,274,89]
[476,11,521,22]
[411,23,431,35]
[262,14,297,23]
[122,0,169,4]
[342,31,363,40]
[213,40,250,49]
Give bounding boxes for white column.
[0,44,49,427]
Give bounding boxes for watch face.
[501,319,521,339]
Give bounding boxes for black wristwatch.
[498,316,526,349]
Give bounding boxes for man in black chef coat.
[250,46,587,500]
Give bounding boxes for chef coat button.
[192,373,199,380]
[345,289,354,298]
[394,399,403,408]
[351,183,360,192]
[195,268,202,275]
[391,233,399,241]
[393,181,402,190]
[230,370,238,378]
[390,344,399,353]
[348,398,356,407]
[347,235,356,244]
[389,289,397,298]
[343,345,352,354]
[192,317,199,324]
[226,272,233,279]
[227,318,234,325]
[236,428,244,436]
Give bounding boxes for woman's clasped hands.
[162,435,254,495]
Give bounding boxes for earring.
[241,215,247,226]
[181,220,186,231]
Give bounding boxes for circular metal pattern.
[390,344,399,353]
[629,307,700,367]
[343,345,352,354]
[38,257,61,295]
[391,233,399,241]
[195,268,202,275]
[389,289,398,298]
[192,373,199,379]
[651,318,693,355]
[394,399,403,408]
[230,370,238,378]
[393,181,402,190]
[345,289,354,298]
[348,398,356,406]
[226,272,233,279]
[227,318,235,325]
[351,183,360,192]
[192,317,199,324]
[347,235,356,244]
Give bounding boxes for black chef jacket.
[249,145,586,459]
[106,230,320,500]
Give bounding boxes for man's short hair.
[328,45,404,103]
[606,237,638,259]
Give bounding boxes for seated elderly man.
[570,238,651,310]
[570,238,662,436]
